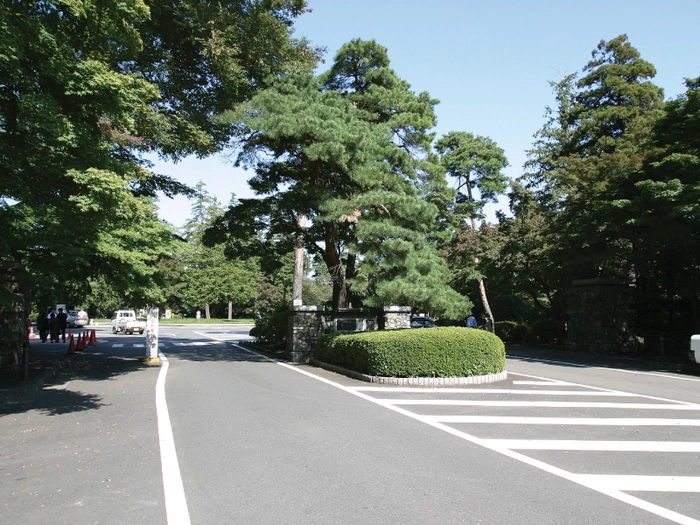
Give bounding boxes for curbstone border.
[309,358,507,386]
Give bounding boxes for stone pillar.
[381,306,412,330]
[145,307,160,363]
[566,278,636,353]
[287,305,325,363]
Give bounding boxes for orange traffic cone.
[76,332,85,351]
[68,328,73,339]
[89,329,97,346]
[28,326,37,339]
[66,335,75,355]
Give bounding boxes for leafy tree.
[211,40,471,317]
[436,132,508,327]
[0,0,316,313]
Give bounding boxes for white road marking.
[424,416,700,426]
[513,355,700,383]
[230,344,700,525]
[155,353,191,525]
[574,474,700,493]
[383,399,700,410]
[113,344,123,348]
[513,380,572,385]
[482,440,700,452]
[354,387,632,396]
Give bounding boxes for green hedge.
[315,327,505,378]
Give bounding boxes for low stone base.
[310,359,507,386]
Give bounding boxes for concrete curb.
[309,359,507,386]
[0,358,72,401]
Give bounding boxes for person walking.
[38,310,49,343]
[48,312,60,343]
[57,307,68,342]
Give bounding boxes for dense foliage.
[315,327,505,378]
[0,0,316,312]
[208,39,472,318]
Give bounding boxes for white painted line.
[509,372,699,406]
[113,343,123,348]
[574,474,700,493]
[134,343,145,348]
[513,380,573,386]
[425,415,700,426]
[355,387,632,397]
[482,440,700,452]
[383,400,700,410]
[513,356,700,383]
[231,344,700,525]
[155,354,191,525]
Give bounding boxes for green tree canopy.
[0,0,316,309]
[210,39,471,317]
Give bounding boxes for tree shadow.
[0,388,106,416]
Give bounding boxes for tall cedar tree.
[209,39,471,317]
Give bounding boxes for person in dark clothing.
[48,312,60,343]
[38,310,49,343]
[57,308,68,342]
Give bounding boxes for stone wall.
[566,278,637,353]
[287,306,412,363]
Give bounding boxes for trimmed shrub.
[510,323,530,343]
[315,327,505,378]
[249,302,288,345]
[530,318,561,344]
[494,321,517,342]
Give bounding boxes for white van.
[111,310,146,335]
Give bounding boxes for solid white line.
[424,415,700,426]
[231,344,700,525]
[512,355,700,383]
[513,380,572,385]
[354,387,632,396]
[509,372,699,406]
[482,439,700,452]
[156,354,191,525]
[574,474,700,493]
[383,400,700,410]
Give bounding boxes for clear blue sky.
[154,0,700,226]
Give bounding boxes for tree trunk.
[228,301,232,320]
[470,214,495,331]
[292,214,306,306]
[204,303,210,319]
[323,221,350,309]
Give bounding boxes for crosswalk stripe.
[427,416,700,426]
[355,388,631,396]
[574,474,700,493]
[481,439,700,452]
[384,400,700,410]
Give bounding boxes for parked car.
[111,310,146,335]
[68,309,89,328]
[410,316,437,328]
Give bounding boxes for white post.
[146,307,160,362]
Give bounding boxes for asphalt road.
[2,325,699,524]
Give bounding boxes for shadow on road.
[0,387,105,416]
[164,343,271,364]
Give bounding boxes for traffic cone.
[66,335,75,355]
[68,329,73,339]
[76,332,85,351]
[28,326,37,339]
[89,329,96,346]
